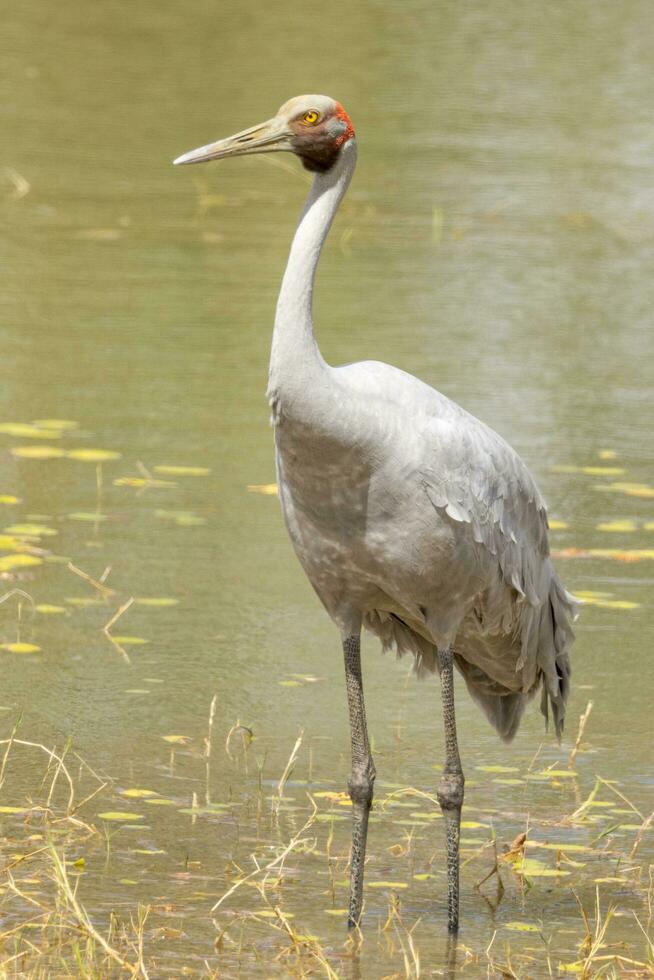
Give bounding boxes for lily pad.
[153,465,211,477]
[0,643,41,654]
[0,554,43,571]
[134,597,179,607]
[68,512,108,522]
[5,523,58,537]
[0,555,43,572]
[10,446,65,460]
[67,449,121,462]
[0,423,62,439]
[97,811,145,822]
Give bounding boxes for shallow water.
[1,0,653,974]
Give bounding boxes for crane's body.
[175,94,577,934]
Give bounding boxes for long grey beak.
[173,116,292,166]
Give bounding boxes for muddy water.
[1,0,653,974]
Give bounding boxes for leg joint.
[348,764,376,807]
[437,771,465,811]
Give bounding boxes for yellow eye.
[302,110,320,125]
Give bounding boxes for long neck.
[268,139,357,395]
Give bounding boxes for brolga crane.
[174,95,577,933]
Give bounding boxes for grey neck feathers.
[268,139,357,400]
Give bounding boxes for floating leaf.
[548,519,568,530]
[5,523,57,537]
[596,519,636,532]
[67,449,121,462]
[504,921,540,932]
[68,512,108,522]
[526,842,593,853]
[153,465,211,477]
[33,419,78,430]
[582,596,639,610]
[111,636,149,646]
[461,820,489,829]
[0,805,28,814]
[10,446,65,460]
[0,535,23,550]
[551,464,624,476]
[97,811,145,822]
[0,554,43,571]
[113,476,176,489]
[120,788,158,798]
[0,495,19,505]
[144,797,176,806]
[324,909,348,916]
[0,423,62,439]
[368,881,408,889]
[553,547,654,563]
[134,597,179,607]
[35,604,66,615]
[314,791,350,800]
[247,483,278,495]
[494,778,524,786]
[133,848,166,855]
[0,642,41,654]
[599,481,654,499]
[279,680,301,687]
[537,770,578,778]
[476,765,519,773]
[65,597,103,607]
[161,735,191,744]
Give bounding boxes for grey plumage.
[275,356,577,741]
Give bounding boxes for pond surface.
[1,0,653,975]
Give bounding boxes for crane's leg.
[342,632,375,929]
[436,646,465,933]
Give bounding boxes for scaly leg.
[343,633,375,928]
[436,646,465,933]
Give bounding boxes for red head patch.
[334,102,356,146]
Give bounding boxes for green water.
[1,0,652,975]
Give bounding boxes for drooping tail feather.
[455,572,577,742]
[537,575,577,739]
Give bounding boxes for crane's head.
[173,95,355,174]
